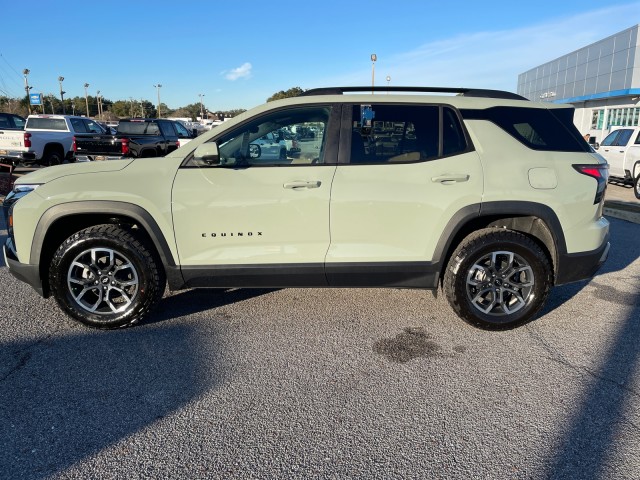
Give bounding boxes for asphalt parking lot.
[0,181,639,479]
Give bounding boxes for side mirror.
[594,142,600,150]
[193,143,220,165]
[249,143,261,159]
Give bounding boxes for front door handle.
[284,180,321,189]
[431,174,470,185]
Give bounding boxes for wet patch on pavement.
[373,327,465,363]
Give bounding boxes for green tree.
[267,87,305,102]
[155,102,170,118]
[0,96,28,116]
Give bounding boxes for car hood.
[14,159,134,186]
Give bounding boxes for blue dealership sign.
[29,93,43,105]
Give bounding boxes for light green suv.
[2,87,610,330]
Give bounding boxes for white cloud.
[224,63,252,81]
[318,4,640,92]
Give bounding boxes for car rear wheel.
[634,174,640,200]
[49,224,166,329]
[443,228,552,330]
[42,147,63,166]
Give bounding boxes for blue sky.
[0,1,638,112]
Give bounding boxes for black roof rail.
[299,86,528,101]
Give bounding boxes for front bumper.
[3,241,45,297]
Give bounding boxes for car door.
[172,105,339,287]
[326,103,484,288]
[173,121,194,147]
[158,120,178,155]
[600,128,633,177]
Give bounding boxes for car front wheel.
[49,224,166,329]
[443,228,552,330]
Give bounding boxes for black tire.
[42,147,63,166]
[279,148,287,161]
[48,224,166,329]
[443,228,552,330]
[634,174,640,200]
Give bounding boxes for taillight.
[121,138,130,155]
[72,136,77,152]
[24,132,31,148]
[573,164,609,204]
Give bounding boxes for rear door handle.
[431,174,470,184]
[284,180,321,189]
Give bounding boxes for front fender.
[31,201,178,268]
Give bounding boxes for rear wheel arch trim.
[433,201,567,275]
[30,201,177,268]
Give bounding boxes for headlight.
[2,184,42,225]
[12,184,42,194]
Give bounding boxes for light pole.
[58,76,66,114]
[386,75,391,94]
[96,90,102,118]
[23,69,32,114]
[154,84,162,118]
[371,54,377,94]
[84,83,90,117]
[199,93,205,120]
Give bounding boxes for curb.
[603,200,640,225]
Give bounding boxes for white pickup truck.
[0,114,107,166]
[596,126,640,199]
[0,113,27,165]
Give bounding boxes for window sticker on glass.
[360,105,375,134]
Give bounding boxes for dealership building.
[517,24,639,145]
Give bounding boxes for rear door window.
[349,104,469,164]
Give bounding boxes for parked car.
[595,127,640,199]
[74,118,196,161]
[171,120,200,147]
[0,114,94,166]
[0,113,27,165]
[2,86,609,331]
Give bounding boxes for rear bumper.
[555,234,610,285]
[75,154,125,162]
[0,151,36,165]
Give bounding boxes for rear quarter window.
[461,106,590,152]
